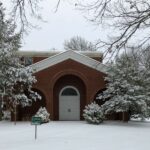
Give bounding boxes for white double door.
[59,87,80,120]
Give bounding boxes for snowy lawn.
[0,120,150,150]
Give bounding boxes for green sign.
[31,116,42,125]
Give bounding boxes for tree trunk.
[0,95,4,121]
[0,99,2,121]
[14,104,17,125]
[122,112,128,122]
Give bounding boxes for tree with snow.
[97,51,150,120]
[8,67,41,124]
[64,36,97,51]
[138,47,150,116]
[0,4,40,123]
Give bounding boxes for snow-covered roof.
[30,50,107,74]
[17,50,103,59]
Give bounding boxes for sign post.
[31,116,42,140]
[35,124,37,139]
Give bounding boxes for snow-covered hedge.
[83,102,104,124]
[35,107,50,123]
[2,110,11,120]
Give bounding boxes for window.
[24,57,33,66]
[61,88,78,96]
[20,57,33,66]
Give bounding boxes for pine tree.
[140,48,150,116]
[0,4,40,123]
[98,52,149,119]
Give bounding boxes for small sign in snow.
[31,116,42,140]
[31,116,42,125]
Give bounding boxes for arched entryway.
[59,86,80,120]
[53,74,86,120]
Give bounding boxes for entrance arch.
[59,86,80,120]
[53,74,86,120]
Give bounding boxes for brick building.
[16,50,108,121]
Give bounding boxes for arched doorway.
[53,74,86,120]
[59,86,80,120]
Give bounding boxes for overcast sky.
[20,0,106,51]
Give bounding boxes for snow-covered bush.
[35,107,50,123]
[83,102,104,124]
[2,110,11,120]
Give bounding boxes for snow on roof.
[17,50,103,58]
[29,50,107,74]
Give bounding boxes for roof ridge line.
[29,51,107,74]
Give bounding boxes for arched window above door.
[61,88,78,96]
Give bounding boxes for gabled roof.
[30,50,107,74]
[17,50,103,59]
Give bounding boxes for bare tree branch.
[54,0,61,13]
[0,0,62,33]
[10,0,42,32]
[77,0,150,60]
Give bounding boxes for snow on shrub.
[2,110,11,120]
[83,102,104,124]
[35,107,50,123]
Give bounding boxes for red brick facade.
[32,59,106,120]
[16,51,107,121]
[15,51,129,121]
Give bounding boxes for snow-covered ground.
[0,120,150,150]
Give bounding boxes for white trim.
[59,86,80,97]
[30,50,107,74]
